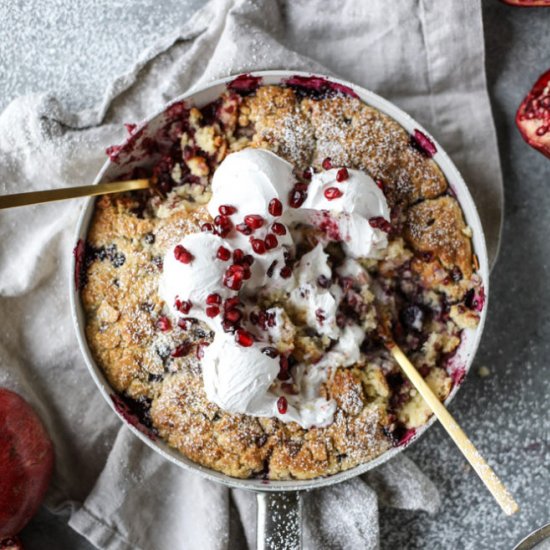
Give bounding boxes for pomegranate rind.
[516,69,550,159]
[0,389,54,538]
[500,0,550,6]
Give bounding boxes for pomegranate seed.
[219,204,237,215]
[336,167,349,182]
[175,299,192,314]
[223,270,243,290]
[244,214,264,229]
[206,305,220,318]
[224,296,241,310]
[217,246,231,261]
[289,184,308,208]
[171,343,191,358]
[251,238,266,254]
[233,249,244,263]
[280,266,292,279]
[302,168,312,181]
[324,187,343,200]
[278,355,289,378]
[222,320,236,333]
[235,329,254,347]
[277,396,288,414]
[265,234,278,250]
[375,180,384,191]
[174,245,194,264]
[206,293,221,305]
[227,264,245,275]
[201,223,214,233]
[315,308,326,325]
[157,316,172,331]
[214,215,233,237]
[236,222,252,235]
[262,346,279,358]
[368,216,392,233]
[224,309,242,323]
[268,198,283,216]
[242,265,252,280]
[242,254,254,266]
[271,222,287,236]
[257,311,267,329]
[322,157,332,170]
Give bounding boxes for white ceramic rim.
[69,70,489,492]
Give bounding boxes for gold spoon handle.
[389,343,519,516]
[0,179,150,209]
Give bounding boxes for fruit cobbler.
[77,75,485,480]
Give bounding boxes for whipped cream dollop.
[159,148,390,428]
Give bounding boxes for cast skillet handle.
[256,491,303,549]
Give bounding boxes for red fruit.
[411,129,437,158]
[214,215,233,237]
[218,204,237,215]
[280,266,292,279]
[368,216,392,233]
[289,184,308,208]
[500,0,550,5]
[233,249,244,263]
[236,223,252,235]
[223,271,243,291]
[157,316,172,331]
[0,389,54,538]
[277,396,288,414]
[322,157,332,170]
[224,309,242,323]
[324,187,343,200]
[206,306,220,318]
[171,343,191,357]
[268,198,283,216]
[244,214,264,229]
[261,346,279,358]
[235,329,254,347]
[242,254,254,266]
[264,234,278,250]
[217,246,231,261]
[174,245,194,264]
[516,68,550,158]
[175,298,192,314]
[206,293,221,305]
[201,223,214,233]
[336,167,349,182]
[250,238,266,254]
[271,222,287,236]
[224,296,241,310]
[302,168,312,181]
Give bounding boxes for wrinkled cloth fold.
[0,0,502,548]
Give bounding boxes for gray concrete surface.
[1,0,548,548]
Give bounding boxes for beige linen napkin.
[0,0,502,548]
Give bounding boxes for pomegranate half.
[516,69,550,159]
[0,389,54,539]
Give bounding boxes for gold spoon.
[378,309,519,515]
[0,179,150,209]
